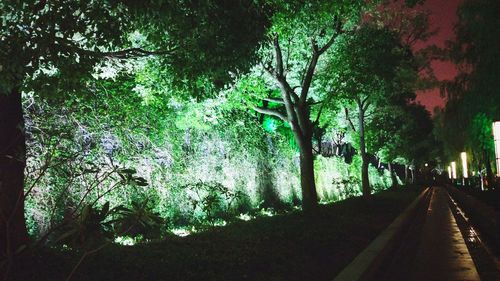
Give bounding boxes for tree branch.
[253,106,288,122]
[345,107,356,132]
[273,35,284,77]
[318,18,343,54]
[300,52,319,104]
[262,97,285,104]
[312,92,334,125]
[299,19,343,104]
[81,47,177,59]
[56,37,177,59]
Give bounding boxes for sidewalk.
[409,186,481,281]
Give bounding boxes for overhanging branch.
[262,97,285,104]
[56,37,177,59]
[253,106,288,122]
[81,47,177,59]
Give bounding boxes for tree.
[439,0,500,187]
[0,0,134,260]
[248,0,366,213]
[324,25,417,198]
[369,102,434,184]
[0,0,269,261]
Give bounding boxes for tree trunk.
[483,149,494,189]
[410,168,415,184]
[404,165,409,184]
[358,106,370,199]
[388,163,398,188]
[0,87,29,258]
[297,135,318,214]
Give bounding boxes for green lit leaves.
[117,168,148,187]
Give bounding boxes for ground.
[14,187,420,281]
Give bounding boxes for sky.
[413,0,461,112]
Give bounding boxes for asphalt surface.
[371,186,500,281]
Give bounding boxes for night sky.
[126,2,462,112]
[414,0,461,112]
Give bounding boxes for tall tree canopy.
[0,0,270,259]
[323,24,419,197]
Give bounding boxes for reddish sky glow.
[414,0,461,112]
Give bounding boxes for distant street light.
[493,121,500,177]
[447,166,452,179]
[451,161,457,179]
[461,152,468,178]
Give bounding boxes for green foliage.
[111,200,164,239]
[16,0,432,247]
[367,103,434,166]
[184,181,243,225]
[55,203,114,249]
[325,25,416,105]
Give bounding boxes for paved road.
[373,187,483,281]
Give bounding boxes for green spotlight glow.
[263,117,278,133]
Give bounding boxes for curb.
[332,187,430,281]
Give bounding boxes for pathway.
[374,186,483,281]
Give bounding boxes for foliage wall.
[23,87,392,239]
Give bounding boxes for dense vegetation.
[0,0,447,280]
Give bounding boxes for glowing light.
[213,220,227,227]
[263,117,278,133]
[260,208,276,217]
[447,166,452,179]
[461,152,468,178]
[171,228,192,237]
[425,163,428,167]
[451,162,457,179]
[238,213,253,221]
[114,236,137,246]
[493,121,500,177]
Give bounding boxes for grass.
[16,187,421,281]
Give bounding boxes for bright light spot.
[260,208,276,217]
[493,121,500,177]
[425,163,428,167]
[213,220,227,227]
[461,152,468,178]
[447,166,452,179]
[238,213,254,221]
[114,236,137,246]
[171,228,191,237]
[263,118,278,133]
[451,162,457,179]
